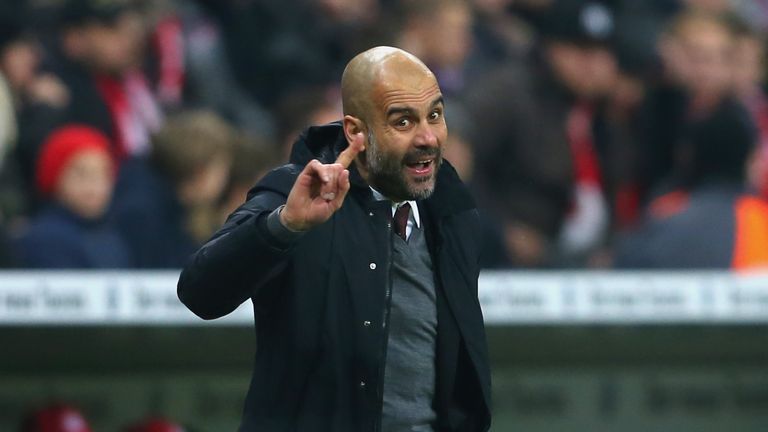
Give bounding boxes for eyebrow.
[386,95,445,118]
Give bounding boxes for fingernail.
[322,192,335,201]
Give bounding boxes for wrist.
[277,205,305,233]
[266,205,306,246]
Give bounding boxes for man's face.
[660,21,733,99]
[82,11,146,74]
[360,65,447,201]
[0,39,39,91]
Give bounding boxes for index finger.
[335,133,365,168]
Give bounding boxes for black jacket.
[178,122,492,432]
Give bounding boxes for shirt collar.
[369,187,421,228]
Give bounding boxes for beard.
[364,130,442,201]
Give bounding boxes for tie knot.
[393,203,411,241]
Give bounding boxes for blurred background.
[1,0,768,430]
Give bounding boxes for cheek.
[437,124,448,145]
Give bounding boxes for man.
[467,0,629,267]
[53,0,161,159]
[614,98,768,269]
[177,47,492,432]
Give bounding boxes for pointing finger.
[330,169,351,210]
[336,133,365,168]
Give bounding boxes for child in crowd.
[111,110,235,268]
[14,124,130,268]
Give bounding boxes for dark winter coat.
[178,122,492,432]
[14,203,131,269]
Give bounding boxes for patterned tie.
[393,203,411,241]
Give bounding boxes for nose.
[414,122,439,148]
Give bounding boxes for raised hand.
[279,135,364,231]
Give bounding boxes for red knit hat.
[36,124,114,196]
[22,404,93,432]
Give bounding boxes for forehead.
[370,63,442,114]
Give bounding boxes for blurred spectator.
[13,124,131,268]
[20,403,92,432]
[0,35,17,266]
[729,16,768,199]
[442,100,476,183]
[660,10,734,112]
[0,72,14,155]
[275,84,342,160]
[218,134,279,223]
[615,98,768,270]
[1,0,766,272]
[197,0,391,108]
[112,110,235,268]
[638,10,736,198]
[467,0,631,267]
[471,0,535,67]
[122,417,185,432]
[0,3,70,213]
[0,10,69,112]
[306,0,393,75]
[442,99,511,268]
[0,52,24,238]
[610,0,680,82]
[50,0,162,159]
[397,0,476,97]
[142,0,276,140]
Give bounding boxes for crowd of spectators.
[1,0,768,270]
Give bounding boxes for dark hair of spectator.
[539,0,616,47]
[58,0,135,28]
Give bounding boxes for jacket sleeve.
[177,165,301,320]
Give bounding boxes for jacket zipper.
[374,219,395,432]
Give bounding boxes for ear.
[343,115,366,149]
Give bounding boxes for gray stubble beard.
[365,129,440,201]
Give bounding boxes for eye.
[428,110,442,121]
[395,118,411,128]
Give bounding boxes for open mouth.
[405,158,435,175]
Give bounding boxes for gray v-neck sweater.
[381,221,438,432]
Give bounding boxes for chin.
[405,181,436,200]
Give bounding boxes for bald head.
[341,46,435,121]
